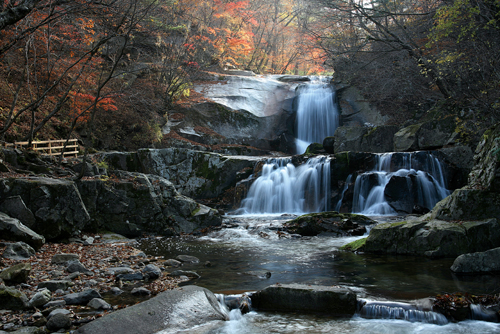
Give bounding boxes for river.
[138,215,500,333]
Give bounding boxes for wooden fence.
[1,139,79,157]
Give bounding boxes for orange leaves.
[69,92,118,123]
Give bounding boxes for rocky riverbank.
[0,234,186,333]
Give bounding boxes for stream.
[138,215,500,333]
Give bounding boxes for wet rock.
[251,283,357,316]
[142,264,161,280]
[169,270,201,279]
[51,253,79,265]
[0,262,31,284]
[88,298,111,310]
[38,280,73,292]
[451,247,500,273]
[29,288,51,308]
[0,196,36,229]
[333,126,368,153]
[0,285,30,310]
[64,289,102,305]
[46,312,72,331]
[0,214,44,251]
[176,255,200,264]
[131,287,151,296]
[283,212,373,237]
[110,287,123,295]
[75,286,227,334]
[3,242,35,260]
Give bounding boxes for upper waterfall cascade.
[295,79,339,154]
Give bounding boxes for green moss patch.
[340,237,367,251]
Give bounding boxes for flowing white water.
[237,156,331,215]
[351,152,451,215]
[295,80,339,154]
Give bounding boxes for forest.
[0,0,499,151]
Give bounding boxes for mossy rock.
[284,212,374,236]
[340,237,367,252]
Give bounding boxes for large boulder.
[283,212,374,236]
[333,126,368,153]
[75,286,228,334]
[394,117,457,152]
[77,171,221,235]
[336,85,389,127]
[250,284,357,316]
[0,195,36,229]
[0,212,44,250]
[0,262,31,285]
[0,177,90,240]
[363,218,500,258]
[0,285,30,310]
[450,247,500,273]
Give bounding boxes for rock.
[283,212,374,237]
[394,118,457,152]
[164,259,182,267]
[175,255,200,263]
[29,288,51,308]
[47,308,71,320]
[2,242,35,260]
[131,287,151,296]
[0,177,91,240]
[51,253,79,265]
[38,280,73,292]
[323,136,335,154]
[66,260,92,275]
[333,126,368,153]
[0,213,44,250]
[0,285,30,310]
[0,262,31,284]
[88,298,112,310]
[0,196,36,229]
[64,289,102,305]
[250,283,357,316]
[451,247,500,273]
[46,312,72,331]
[384,175,414,214]
[142,264,161,280]
[304,143,325,154]
[116,272,144,281]
[361,126,399,153]
[169,270,201,279]
[43,300,66,308]
[363,218,500,258]
[336,85,389,127]
[110,287,123,295]
[83,236,94,245]
[75,286,228,334]
[106,267,134,275]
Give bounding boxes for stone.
[363,218,500,258]
[66,260,92,275]
[74,286,227,334]
[164,259,182,267]
[175,255,200,263]
[43,300,66,308]
[142,264,161,280]
[283,212,374,237]
[116,272,143,281]
[83,236,94,245]
[29,288,51,308]
[131,287,151,296]
[323,136,335,154]
[360,125,399,153]
[64,289,102,305]
[38,280,73,292]
[250,283,357,316]
[0,196,36,229]
[2,242,35,260]
[0,213,44,250]
[51,253,79,265]
[0,262,31,284]
[333,126,368,153]
[451,247,500,273]
[394,118,457,152]
[87,298,112,310]
[110,287,123,295]
[46,312,72,331]
[46,308,71,319]
[106,267,134,275]
[0,285,30,310]
[169,270,201,279]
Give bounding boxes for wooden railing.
[1,139,79,157]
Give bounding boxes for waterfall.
[295,80,339,154]
[350,152,451,215]
[358,300,449,325]
[237,157,331,215]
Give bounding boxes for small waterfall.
[335,174,352,212]
[358,300,449,325]
[350,152,450,215]
[295,81,339,154]
[237,156,331,215]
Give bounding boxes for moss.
[364,126,378,138]
[340,237,367,251]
